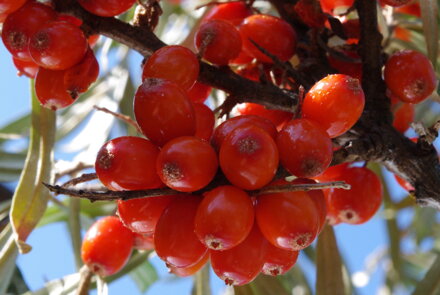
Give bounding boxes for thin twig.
[253,181,350,196]
[93,105,142,133]
[76,265,93,295]
[62,173,98,188]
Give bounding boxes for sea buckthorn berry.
[187,82,212,103]
[117,195,176,235]
[0,0,27,15]
[262,243,299,276]
[220,125,279,190]
[394,174,414,191]
[156,136,218,192]
[13,56,38,78]
[210,224,269,286]
[168,252,209,277]
[35,67,75,110]
[193,103,215,142]
[203,2,252,26]
[29,21,88,70]
[324,166,383,225]
[290,178,327,233]
[154,195,208,268]
[384,50,436,104]
[195,19,242,66]
[320,0,354,14]
[256,180,320,251]
[134,78,196,147]
[95,136,162,191]
[194,185,254,251]
[142,45,199,90]
[302,74,365,138]
[395,1,421,17]
[212,115,277,150]
[133,233,154,251]
[1,1,57,61]
[294,0,327,28]
[63,48,99,98]
[239,14,297,63]
[81,216,134,277]
[328,50,362,80]
[392,102,414,133]
[277,118,333,178]
[235,103,293,131]
[77,0,136,17]
[314,163,350,183]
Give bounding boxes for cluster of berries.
[1,0,99,110]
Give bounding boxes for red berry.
[77,0,136,17]
[384,50,436,104]
[395,2,421,17]
[13,56,38,78]
[0,0,27,15]
[392,102,415,133]
[294,0,327,28]
[212,115,277,150]
[195,19,242,66]
[328,50,362,80]
[156,136,218,192]
[35,67,75,110]
[187,81,212,103]
[256,180,320,251]
[220,124,279,190]
[193,103,215,142]
[29,21,88,70]
[235,103,293,131]
[380,0,411,7]
[324,166,383,225]
[2,1,57,61]
[142,45,199,90]
[203,2,252,26]
[154,195,208,268]
[262,243,299,276]
[194,185,254,250]
[63,48,99,97]
[168,252,209,277]
[277,118,333,178]
[320,0,354,14]
[133,233,154,251]
[302,74,365,138]
[117,195,176,235]
[210,224,269,286]
[239,14,297,63]
[81,216,134,277]
[134,78,196,147]
[95,136,162,191]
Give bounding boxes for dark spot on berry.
[97,150,114,170]
[238,136,260,154]
[301,158,322,177]
[163,162,182,182]
[31,31,50,51]
[8,31,26,50]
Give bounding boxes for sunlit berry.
[168,252,209,277]
[156,136,218,192]
[142,45,199,90]
[195,19,242,66]
[77,0,136,17]
[202,2,252,26]
[277,118,333,178]
[95,136,162,191]
[220,125,279,190]
[320,0,354,14]
[235,103,293,131]
[0,0,27,15]
[262,243,299,276]
[210,224,269,286]
[239,14,297,63]
[134,78,196,147]
[81,216,134,277]
[154,195,208,268]
[29,21,88,70]
[35,67,75,110]
[117,195,176,235]
[2,1,57,61]
[13,56,38,78]
[256,180,320,251]
[302,74,365,138]
[194,185,254,250]
[384,50,436,104]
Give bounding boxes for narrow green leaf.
[0,225,19,295]
[10,80,56,253]
[68,198,82,270]
[316,224,346,295]
[249,275,290,295]
[129,259,158,293]
[278,265,313,295]
[419,0,439,69]
[21,272,81,295]
[0,113,31,143]
[412,255,440,295]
